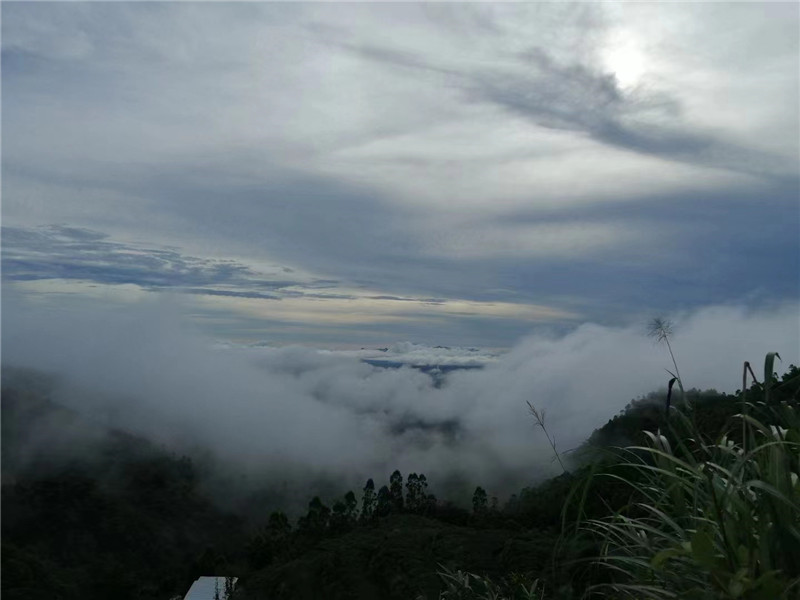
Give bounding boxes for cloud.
[341,341,501,368]
[3,292,798,507]
[2,3,798,349]
[332,8,797,180]
[2,224,580,347]
[1,224,315,297]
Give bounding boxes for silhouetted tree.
[505,493,520,514]
[298,496,330,536]
[425,492,437,514]
[405,472,430,513]
[343,490,357,524]
[472,486,488,515]
[389,470,404,513]
[329,500,348,533]
[247,509,292,569]
[405,473,421,512]
[360,479,376,520]
[267,511,291,538]
[418,474,429,513]
[375,485,392,517]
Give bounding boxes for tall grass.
[579,354,800,599]
[434,346,799,600]
[433,565,545,600]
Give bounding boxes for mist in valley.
[4,290,798,514]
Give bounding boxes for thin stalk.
[742,361,758,452]
[663,336,682,389]
[527,401,568,474]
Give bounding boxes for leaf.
[666,377,677,416]
[728,578,744,598]
[764,352,782,403]
[690,528,716,570]
[750,570,787,600]
[651,547,684,569]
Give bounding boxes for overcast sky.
[3,2,799,348]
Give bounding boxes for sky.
[3,2,799,349]
[2,3,799,505]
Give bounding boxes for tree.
[418,474,429,513]
[424,492,437,514]
[405,473,429,513]
[360,479,376,520]
[267,511,291,538]
[298,496,329,536]
[389,470,404,513]
[343,490,357,524]
[247,510,291,569]
[329,500,348,533]
[405,473,421,512]
[472,486,488,515]
[375,485,392,517]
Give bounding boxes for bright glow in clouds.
[3,294,798,504]
[603,35,647,89]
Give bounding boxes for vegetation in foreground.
[2,347,799,599]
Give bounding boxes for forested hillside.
[1,370,248,600]
[3,364,798,599]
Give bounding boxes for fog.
[3,293,798,508]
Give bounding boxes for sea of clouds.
[3,293,798,508]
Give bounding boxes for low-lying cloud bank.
[3,293,798,506]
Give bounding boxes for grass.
[577,354,800,599]
[434,565,544,600]
[437,330,799,599]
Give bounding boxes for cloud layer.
[4,293,798,506]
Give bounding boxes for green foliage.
[238,514,557,600]
[407,473,430,514]
[1,371,248,600]
[472,487,488,516]
[576,357,800,599]
[298,496,331,537]
[390,470,405,512]
[436,565,545,600]
[247,511,291,569]
[6,355,798,600]
[361,478,376,520]
[376,485,393,517]
[2,448,246,600]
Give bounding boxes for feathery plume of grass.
[647,318,681,384]
[527,401,568,475]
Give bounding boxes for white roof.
[183,576,238,600]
